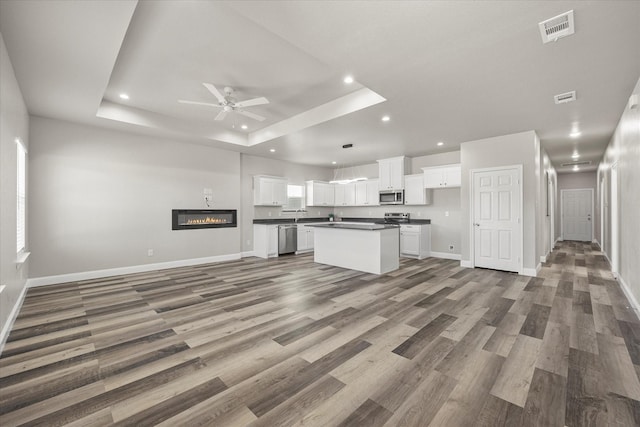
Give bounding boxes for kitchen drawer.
[400,224,422,232]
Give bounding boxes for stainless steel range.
[383,212,410,224]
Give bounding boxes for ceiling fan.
[178,83,269,121]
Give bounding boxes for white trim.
[0,284,29,356]
[618,274,640,319]
[241,251,256,258]
[469,164,524,275]
[560,188,594,242]
[522,264,540,277]
[540,254,548,263]
[460,260,473,268]
[27,253,242,287]
[429,251,461,260]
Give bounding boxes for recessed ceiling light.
[571,153,579,159]
[570,131,581,138]
[381,115,390,122]
[119,93,129,100]
[269,148,276,153]
[437,141,444,146]
[573,165,580,171]
[241,124,248,130]
[332,161,337,165]
[343,75,354,84]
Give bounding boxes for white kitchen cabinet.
[404,174,431,205]
[334,183,356,206]
[306,181,335,206]
[378,156,410,190]
[366,180,380,206]
[296,224,315,252]
[253,175,288,206]
[355,180,380,206]
[253,224,279,258]
[400,224,431,259]
[422,164,461,188]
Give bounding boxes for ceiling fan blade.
[214,110,227,121]
[178,100,222,108]
[234,97,269,108]
[237,110,266,122]
[203,83,226,103]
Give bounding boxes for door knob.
[474,223,480,226]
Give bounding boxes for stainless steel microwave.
[379,190,404,205]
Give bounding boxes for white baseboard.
[0,283,29,356]
[522,263,541,277]
[460,260,473,268]
[430,251,461,261]
[540,254,548,263]
[617,274,640,319]
[241,251,256,258]
[27,253,242,287]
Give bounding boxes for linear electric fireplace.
[172,209,237,230]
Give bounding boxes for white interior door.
[562,189,592,242]
[473,167,521,273]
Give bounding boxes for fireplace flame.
[185,217,227,225]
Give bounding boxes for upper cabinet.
[306,181,335,206]
[334,182,356,206]
[422,164,461,189]
[355,179,380,206]
[378,156,410,190]
[253,175,288,206]
[404,174,431,205]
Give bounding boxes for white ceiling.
[1,1,639,173]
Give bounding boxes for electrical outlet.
[246,240,251,246]
[417,212,422,216]
[445,211,449,217]
[268,212,272,217]
[449,245,454,252]
[147,249,154,257]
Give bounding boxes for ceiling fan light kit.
[178,82,269,121]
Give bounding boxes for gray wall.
[460,131,540,272]
[28,117,242,278]
[240,154,333,253]
[556,171,598,241]
[333,151,462,255]
[598,76,640,308]
[0,33,29,344]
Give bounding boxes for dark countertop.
[341,217,432,225]
[253,217,431,225]
[253,217,329,224]
[306,223,399,231]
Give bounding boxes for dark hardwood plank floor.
[1,241,639,426]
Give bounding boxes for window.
[16,140,26,253]
[283,184,305,211]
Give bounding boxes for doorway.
[471,165,523,274]
[561,189,593,242]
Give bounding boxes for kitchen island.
[307,223,400,274]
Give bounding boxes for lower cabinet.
[400,224,431,260]
[297,224,316,252]
[254,224,279,259]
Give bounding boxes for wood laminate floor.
[1,242,639,426]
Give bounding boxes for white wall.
[0,33,29,348]
[597,76,640,310]
[240,154,333,253]
[538,144,556,262]
[334,151,462,255]
[556,171,597,241]
[460,131,539,273]
[28,117,242,279]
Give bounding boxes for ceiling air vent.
[539,10,575,44]
[561,161,591,167]
[554,91,576,104]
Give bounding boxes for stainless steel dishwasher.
[278,224,297,255]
